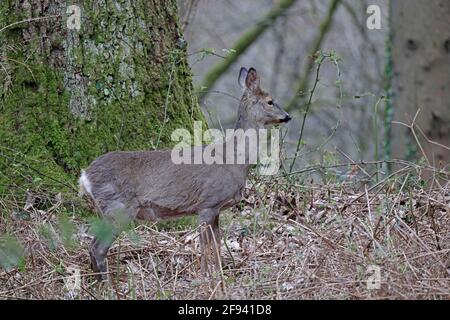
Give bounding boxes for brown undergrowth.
[0,161,449,299]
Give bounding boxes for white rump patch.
[79,170,93,196]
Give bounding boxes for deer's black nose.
[281,115,291,123]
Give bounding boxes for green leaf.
[0,234,25,271]
[58,215,76,249]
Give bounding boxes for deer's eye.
[267,100,273,105]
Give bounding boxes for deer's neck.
[221,100,263,169]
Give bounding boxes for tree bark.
[390,0,450,169]
[0,0,205,193]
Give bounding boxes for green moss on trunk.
[0,0,205,195]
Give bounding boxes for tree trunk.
[390,0,450,169]
[0,0,205,194]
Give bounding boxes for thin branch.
[197,0,298,102]
[0,15,61,34]
[2,57,36,83]
[285,0,342,112]
[289,54,324,172]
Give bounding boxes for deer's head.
[237,67,291,129]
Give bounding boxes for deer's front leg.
[198,208,221,275]
[89,231,118,281]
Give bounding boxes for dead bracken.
[0,162,449,299]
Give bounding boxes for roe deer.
[79,67,291,280]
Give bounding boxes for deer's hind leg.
[198,208,221,275]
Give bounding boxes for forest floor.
[0,163,449,299]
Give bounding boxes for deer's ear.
[245,67,260,92]
[238,67,248,89]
